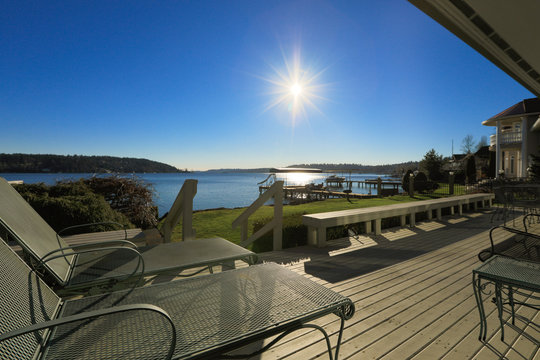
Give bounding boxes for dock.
[326,178,402,191]
[258,185,377,201]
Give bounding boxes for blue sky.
[1,1,533,170]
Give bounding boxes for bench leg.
[317,225,327,247]
[450,206,455,215]
[473,201,478,211]
[410,213,416,227]
[436,208,442,220]
[427,210,433,220]
[365,220,372,234]
[458,204,463,215]
[307,226,317,246]
[374,219,381,235]
[400,215,406,227]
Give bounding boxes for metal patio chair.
[0,177,257,293]
[478,214,540,263]
[0,239,355,360]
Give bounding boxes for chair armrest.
[497,225,540,240]
[67,239,138,250]
[40,246,145,285]
[0,304,176,360]
[58,221,128,239]
[43,239,138,261]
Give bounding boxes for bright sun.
[258,47,328,125]
[291,83,302,96]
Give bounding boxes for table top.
[473,256,540,290]
[55,262,354,359]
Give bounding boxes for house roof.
[482,98,540,126]
[474,145,491,157]
[408,0,540,97]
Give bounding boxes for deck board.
[253,209,540,359]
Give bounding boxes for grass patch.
[170,193,450,248]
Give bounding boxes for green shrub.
[402,170,413,192]
[81,176,158,229]
[251,213,307,253]
[14,182,132,234]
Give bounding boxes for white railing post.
[232,181,284,250]
[161,179,197,242]
[182,180,197,241]
[273,183,283,250]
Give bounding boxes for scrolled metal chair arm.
[0,304,176,360]
[58,221,128,239]
[40,246,145,286]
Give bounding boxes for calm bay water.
[1,172,395,215]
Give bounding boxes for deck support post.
[365,221,372,234]
[307,226,317,246]
[317,226,327,247]
[374,219,381,235]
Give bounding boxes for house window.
[511,155,515,174]
[514,122,521,132]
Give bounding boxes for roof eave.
[408,0,540,97]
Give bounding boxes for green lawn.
[170,192,449,245]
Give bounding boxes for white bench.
[302,193,495,247]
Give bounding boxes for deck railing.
[490,131,522,146]
[232,181,283,250]
[161,179,197,242]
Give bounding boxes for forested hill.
[0,153,185,173]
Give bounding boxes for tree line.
[0,153,185,173]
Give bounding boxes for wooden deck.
[8,208,537,358]
[243,209,539,359]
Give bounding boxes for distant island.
[206,162,419,175]
[0,153,186,173]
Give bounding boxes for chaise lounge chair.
[0,177,257,293]
[0,239,355,360]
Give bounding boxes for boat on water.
[325,175,345,182]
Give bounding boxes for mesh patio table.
[472,255,540,341]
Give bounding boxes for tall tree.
[461,134,476,154]
[419,148,444,180]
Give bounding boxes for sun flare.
[258,48,328,126]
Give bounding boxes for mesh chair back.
[0,238,61,360]
[0,177,74,284]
